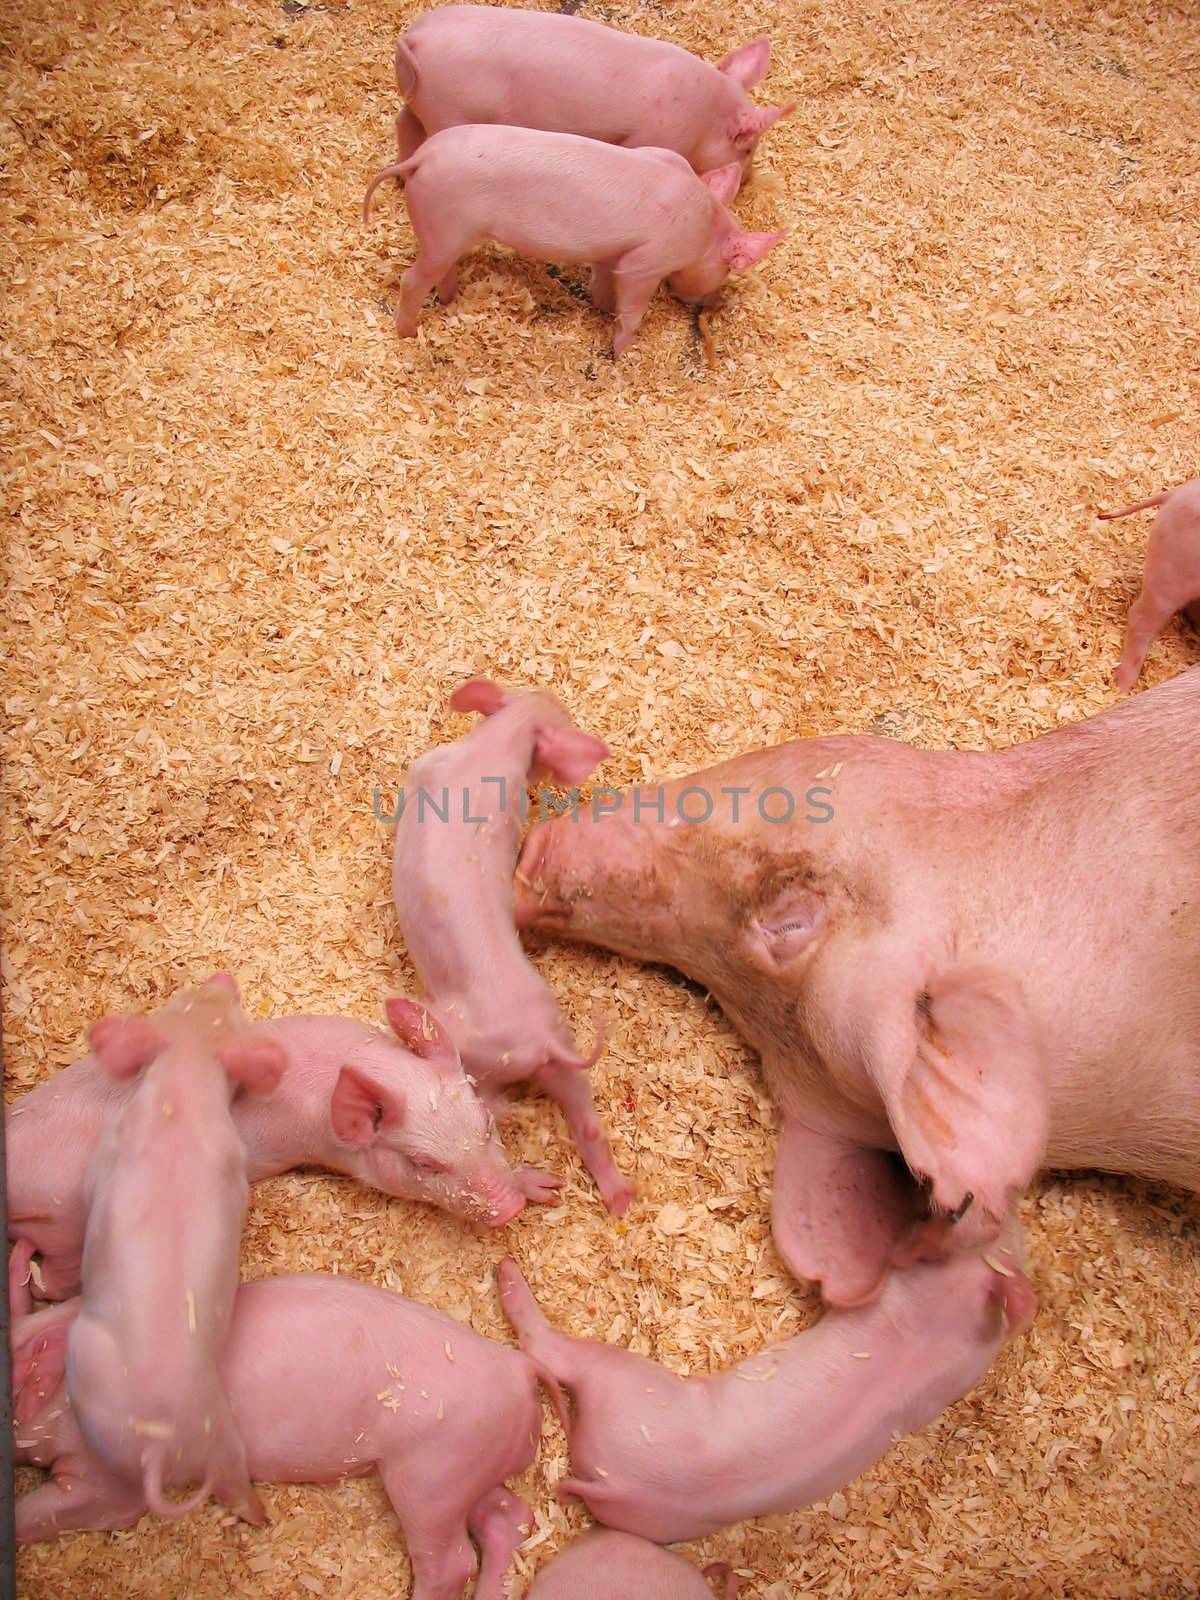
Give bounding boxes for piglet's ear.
[701,162,742,207]
[730,102,793,154]
[330,1065,405,1148]
[869,965,1049,1228]
[721,229,786,272]
[88,1016,166,1079]
[450,678,507,717]
[718,36,771,89]
[200,971,240,1001]
[385,997,460,1073]
[531,727,609,785]
[217,1038,286,1096]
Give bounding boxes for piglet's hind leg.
[467,1486,532,1600]
[211,1420,267,1525]
[1115,588,1172,691]
[497,1258,579,1417]
[395,107,426,163]
[395,187,476,338]
[381,1461,479,1600]
[395,253,460,338]
[17,1461,146,1544]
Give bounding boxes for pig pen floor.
[3,0,1199,1594]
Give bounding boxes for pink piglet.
[66,973,285,1524]
[530,1529,742,1598]
[390,677,633,1214]
[393,5,793,184]
[15,1275,541,1600]
[500,1237,1035,1544]
[1099,476,1200,690]
[363,125,783,357]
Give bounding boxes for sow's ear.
[867,964,1049,1227]
[88,1015,166,1078]
[740,880,827,969]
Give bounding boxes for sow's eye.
[409,1153,451,1176]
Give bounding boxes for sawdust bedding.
[2,0,1198,1593]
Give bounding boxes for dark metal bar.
[0,1016,17,1600]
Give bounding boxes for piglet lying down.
[14,1275,540,1600]
[363,126,782,357]
[68,975,285,1524]
[391,677,633,1213]
[500,1242,1034,1543]
[8,1000,544,1304]
[529,1529,739,1599]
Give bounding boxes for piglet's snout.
[461,1165,528,1228]
[484,1191,527,1229]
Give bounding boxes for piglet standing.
[15,1275,541,1600]
[1099,477,1200,690]
[393,5,793,183]
[500,1240,1035,1543]
[390,677,633,1214]
[530,1530,740,1599]
[66,973,286,1523]
[362,126,783,356]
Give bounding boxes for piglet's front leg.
[513,1166,566,1205]
[467,1487,535,1600]
[533,1058,634,1216]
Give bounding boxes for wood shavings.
[5,0,1199,1596]
[132,1420,175,1440]
[735,1363,779,1383]
[655,1201,690,1235]
[984,1253,1017,1279]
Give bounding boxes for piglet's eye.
[410,1154,450,1176]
